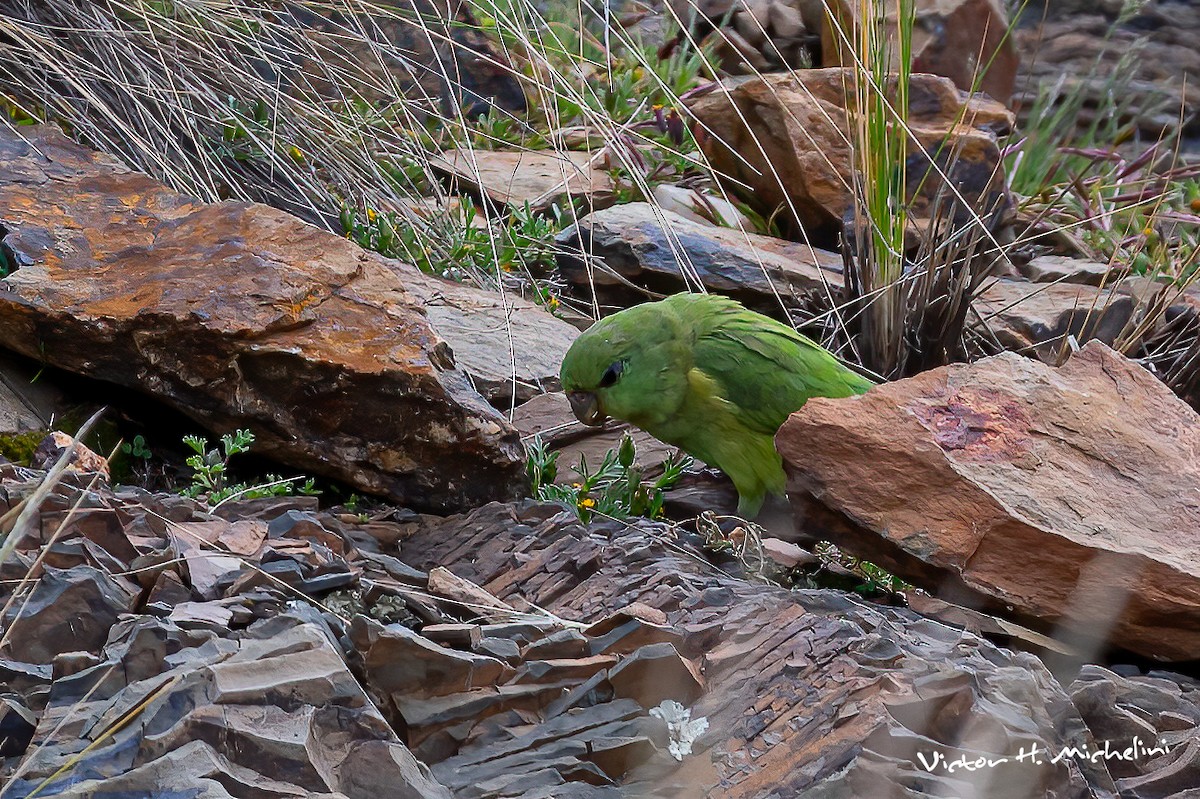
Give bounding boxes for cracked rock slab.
[778,341,1200,662]
[0,124,527,512]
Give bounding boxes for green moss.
[0,429,50,466]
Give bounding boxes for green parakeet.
[559,293,874,518]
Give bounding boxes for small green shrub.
[526,433,691,522]
[182,429,318,506]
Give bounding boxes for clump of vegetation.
[182,429,317,507]
[341,198,566,287]
[0,430,49,466]
[526,434,692,522]
[1005,37,1200,282]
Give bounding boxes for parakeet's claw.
[567,391,607,426]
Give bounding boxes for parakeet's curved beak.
[567,391,606,426]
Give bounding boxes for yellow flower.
[547,296,560,309]
[571,482,582,489]
[366,208,378,222]
[579,497,596,508]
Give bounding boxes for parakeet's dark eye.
[598,360,625,388]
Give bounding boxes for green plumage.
[559,293,874,517]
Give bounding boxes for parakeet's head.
[559,301,689,429]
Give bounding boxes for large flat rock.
[686,69,1014,241]
[777,342,1200,662]
[0,125,527,512]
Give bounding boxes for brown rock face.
[777,342,1200,662]
[822,0,1019,104]
[0,125,527,512]
[686,69,1014,242]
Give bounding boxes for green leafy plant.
[341,197,566,287]
[120,434,151,461]
[526,434,692,522]
[182,429,318,506]
[212,96,274,162]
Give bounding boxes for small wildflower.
[579,497,596,509]
[1142,226,1155,237]
[548,296,560,310]
[366,208,378,222]
[571,482,582,489]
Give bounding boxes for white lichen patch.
[650,700,709,761]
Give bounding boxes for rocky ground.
[2,0,1200,797]
[3,466,1200,798]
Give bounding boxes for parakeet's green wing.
[691,305,874,436]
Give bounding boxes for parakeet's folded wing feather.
[689,299,874,435]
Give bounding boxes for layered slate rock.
[686,69,1014,243]
[0,124,528,512]
[5,608,452,799]
[973,278,1164,363]
[1013,3,1200,142]
[556,202,843,316]
[777,342,1200,662]
[7,456,1196,796]
[1068,665,1200,797]
[396,503,1109,798]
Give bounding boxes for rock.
[905,592,1080,658]
[822,0,1019,104]
[686,69,1014,244]
[556,202,843,315]
[433,149,616,214]
[351,617,513,700]
[1018,254,1119,286]
[1069,665,1200,792]
[394,502,1112,797]
[0,124,527,513]
[29,431,110,480]
[0,565,138,664]
[760,537,819,569]
[668,0,823,73]
[650,184,753,230]
[427,566,519,621]
[265,1,526,120]
[8,611,452,799]
[606,643,704,707]
[404,275,579,405]
[973,277,1162,363]
[1014,4,1200,141]
[777,342,1200,661]
[0,692,36,757]
[0,351,75,438]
